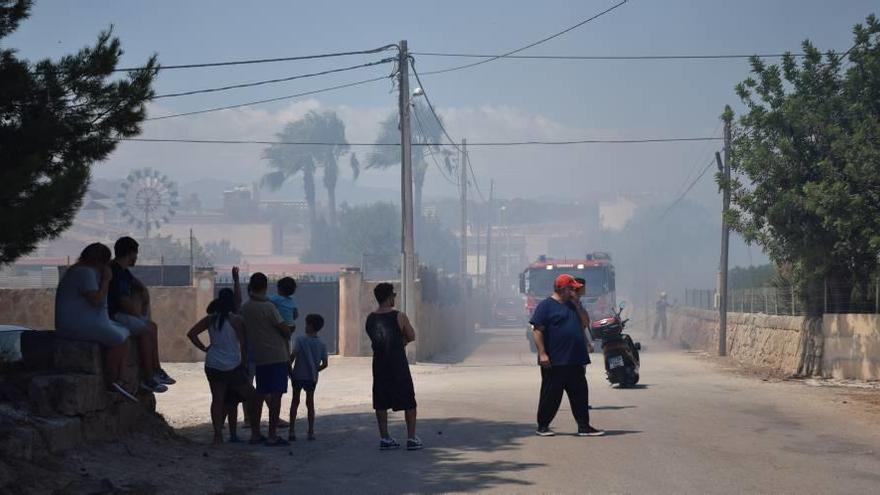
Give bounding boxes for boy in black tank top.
[365,283,422,450]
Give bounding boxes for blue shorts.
[255,362,289,394]
[292,380,317,393]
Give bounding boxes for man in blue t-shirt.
[530,274,604,437]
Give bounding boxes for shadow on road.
[590,405,637,411]
[175,412,545,493]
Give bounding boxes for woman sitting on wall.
[55,243,137,401]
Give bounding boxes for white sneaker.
[110,382,139,402]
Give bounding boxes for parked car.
[493,297,525,327]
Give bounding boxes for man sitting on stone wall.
[107,236,175,393]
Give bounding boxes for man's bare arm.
[532,325,551,367]
[398,312,416,344]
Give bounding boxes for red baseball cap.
[555,274,584,290]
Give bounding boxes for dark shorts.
[205,365,250,388]
[255,362,289,394]
[373,365,417,412]
[292,380,317,393]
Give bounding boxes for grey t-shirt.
[291,334,328,383]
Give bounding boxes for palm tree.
[262,110,349,228]
[367,100,451,219]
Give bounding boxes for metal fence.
[685,282,880,315]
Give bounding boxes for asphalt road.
[161,327,880,494]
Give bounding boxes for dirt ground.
[6,331,880,494]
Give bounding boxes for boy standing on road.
[241,272,292,446]
[288,314,328,442]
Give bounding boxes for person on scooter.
[531,274,604,437]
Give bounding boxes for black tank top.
[365,311,409,369]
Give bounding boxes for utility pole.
[717,119,731,356]
[485,180,494,304]
[398,40,417,323]
[189,228,194,281]
[459,139,468,287]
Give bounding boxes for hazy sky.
[6,0,875,209]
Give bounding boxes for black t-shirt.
[107,261,135,318]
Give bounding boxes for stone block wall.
[0,275,214,362]
[0,288,55,329]
[0,333,168,462]
[668,307,805,376]
[822,314,880,380]
[337,270,474,361]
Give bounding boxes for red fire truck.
[519,253,617,351]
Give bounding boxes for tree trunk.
[304,165,317,230]
[323,159,338,226]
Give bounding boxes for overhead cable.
[409,61,464,153]
[121,136,722,147]
[659,159,716,219]
[114,44,398,72]
[412,104,460,186]
[412,51,822,61]
[465,149,486,202]
[420,0,627,76]
[145,75,392,121]
[153,58,395,99]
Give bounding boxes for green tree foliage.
[728,264,777,290]
[368,101,452,218]
[262,110,349,228]
[138,235,211,267]
[0,0,156,264]
[303,202,460,273]
[725,15,880,312]
[204,239,242,265]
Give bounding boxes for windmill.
[116,168,179,239]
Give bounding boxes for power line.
[409,61,464,153]
[114,44,398,72]
[659,158,716,219]
[420,0,627,76]
[121,136,722,147]
[145,74,392,121]
[153,58,394,99]
[412,51,821,61]
[465,149,486,202]
[674,121,723,193]
[412,104,459,186]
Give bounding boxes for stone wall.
[0,288,55,329]
[670,308,880,380]
[668,307,805,376]
[337,270,474,361]
[822,314,880,380]
[0,333,169,463]
[0,272,214,362]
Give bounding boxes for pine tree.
[0,0,157,264]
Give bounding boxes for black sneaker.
[577,426,605,437]
[155,368,176,385]
[406,437,423,450]
[536,426,555,437]
[140,377,168,393]
[380,437,400,450]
